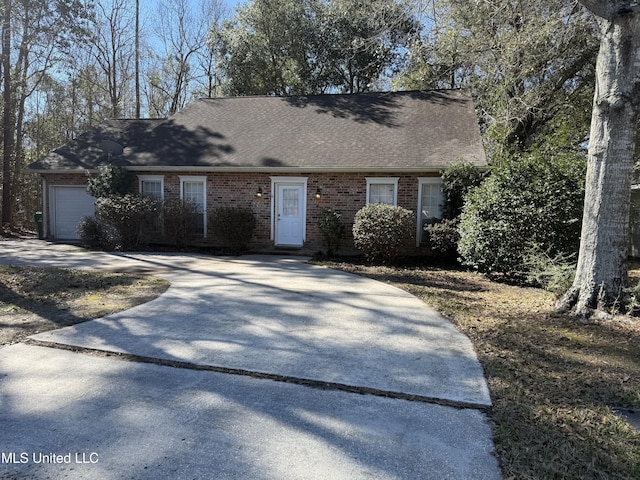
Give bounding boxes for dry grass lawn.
[0,266,169,345]
[2,259,639,478]
[322,261,640,480]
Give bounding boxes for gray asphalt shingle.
[29,90,486,172]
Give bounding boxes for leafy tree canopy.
[212,0,419,95]
[396,0,600,155]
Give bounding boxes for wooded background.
[0,0,636,230]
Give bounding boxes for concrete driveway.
[0,240,500,479]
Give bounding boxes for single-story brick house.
[28,89,487,253]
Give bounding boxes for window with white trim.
[180,176,207,236]
[138,175,164,235]
[366,177,399,206]
[417,177,444,244]
[138,175,164,199]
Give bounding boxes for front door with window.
[275,184,305,246]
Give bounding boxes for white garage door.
[50,186,96,240]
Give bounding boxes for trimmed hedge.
[317,208,346,256]
[424,218,460,264]
[162,198,199,248]
[352,204,414,263]
[209,207,256,254]
[78,194,160,251]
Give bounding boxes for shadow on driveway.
[0,240,501,480]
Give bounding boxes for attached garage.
[28,91,488,252]
[49,186,95,240]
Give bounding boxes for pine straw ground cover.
[320,261,640,480]
[0,266,169,345]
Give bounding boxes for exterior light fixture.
[256,187,263,197]
[315,187,322,198]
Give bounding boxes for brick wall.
[304,172,439,254]
[157,171,438,253]
[43,173,89,186]
[42,170,440,255]
[161,172,273,249]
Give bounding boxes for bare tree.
[557,1,640,316]
[135,0,140,118]
[148,0,223,116]
[89,0,135,118]
[1,0,91,226]
[195,0,226,99]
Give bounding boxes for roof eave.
[29,164,488,175]
[122,166,455,174]
[28,168,91,175]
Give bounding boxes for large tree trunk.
[2,0,13,227]
[557,5,640,316]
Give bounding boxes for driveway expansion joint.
[24,338,492,412]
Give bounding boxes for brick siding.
[41,171,440,255]
[43,173,90,186]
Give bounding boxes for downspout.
[41,176,48,238]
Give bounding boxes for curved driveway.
[0,240,500,479]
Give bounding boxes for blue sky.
[139,0,240,32]
[223,0,242,11]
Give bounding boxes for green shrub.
[623,283,640,316]
[352,204,414,263]
[87,164,135,198]
[440,161,485,220]
[458,152,586,274]
[523,245,576,297]
[317,208,346,256]
[77,215,109,249]
[209,207,256,254]
[416,163,482,265]
[424,218,460,264]
[94,194,161,250]
[162,198,199,248]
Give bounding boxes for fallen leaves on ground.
[0,266,169,345]
[322,261,640,480]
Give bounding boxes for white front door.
[275,184,305,246]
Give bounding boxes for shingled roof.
[29,90,486,173]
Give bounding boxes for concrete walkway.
[0,240,501,479]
